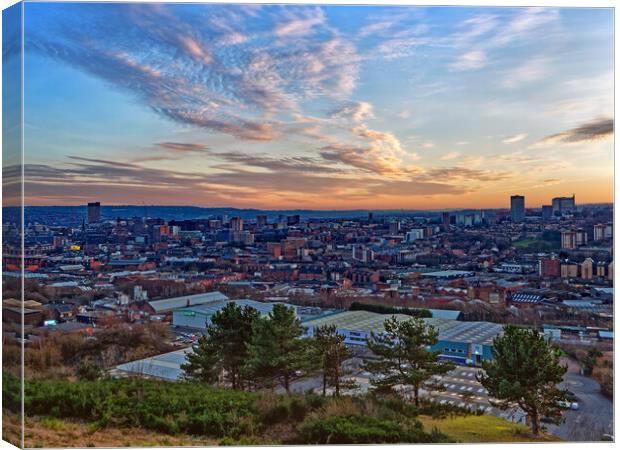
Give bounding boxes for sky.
[15,3,614,210]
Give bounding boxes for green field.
[512,238,558,252]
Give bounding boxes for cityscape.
[2,2,614,448]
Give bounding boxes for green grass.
[418,414,561,443]
[512,239,558,252]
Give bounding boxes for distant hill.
[5,205,439,227]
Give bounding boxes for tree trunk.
[322,371,327,396]
[531,410,540,436]
[413,384,420,406]
[284,375,291,394]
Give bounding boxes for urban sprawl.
[3,194,614,442]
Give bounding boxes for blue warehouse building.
[303,310,503,366]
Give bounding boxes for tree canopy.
[312,324,358,396]
[477,325,568,435]
[182,302,260,389]
[364,316,454,405]
[245,303,315,393]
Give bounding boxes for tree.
[364,316,454,405]
[181,333,221,383]
[182,303,260,388]
[312,324,358,396]
[477,325,569,436]
[581,347,602,376]
[245,304,315,393]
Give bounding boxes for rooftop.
[148,291,228,313]
[303,310,503,345]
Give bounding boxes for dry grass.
[592,350,613,398]
[319,396,360,418]
[3,413,219,448]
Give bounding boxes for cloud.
[452,15,499,45]
[501,56,550,88]
[329,101,374,122]
[156,142,209,153]
[426,166,511,182]
[441,151,461,160]
[320,144,403,176]
[28,4,359,141]
[452,50,487,71]
[502,133,527,144]
[532,118,613,148]
[448,8,560,72]
[177,35,212,65]
[19,149,478,208]
[274,7,325,37]
[211,151,342,174]
[493,7,560,47]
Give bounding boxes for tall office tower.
[256,215,267,228]
[510,195,525,223]
[389,221,401,234]
[230,216,243,231]
[551,195,576,216]
[541,205,553,221]
[442,212,450,231]
[87,202,101,223]
[287,215,300,226]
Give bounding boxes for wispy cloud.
[532,117,613,148]
[28,4,360,141]
[501,56,550,88]
[441,151,461,160]
[502,133,528,144]
[156,142,209,153]
[452,50,487,71]
[449,8,560,72]
[329,101,374,122]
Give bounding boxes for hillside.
[3,374,559,446]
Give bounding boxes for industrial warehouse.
[303,310,503,364]
[115,299,504,380]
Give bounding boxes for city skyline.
[14,4,614,209]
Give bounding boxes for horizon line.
[11,201,614,213]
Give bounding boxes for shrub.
[22,377,257,439]
[297,415,449,444]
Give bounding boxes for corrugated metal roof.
[116,348,193,381]
[303,311,502,345]
[148,291,228,313]
[176,298,294,316]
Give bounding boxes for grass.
[418,414,562,443]
[512,238,557,252]
[2,413,219,448]
[5,410,564,447]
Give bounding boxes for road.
[287,359,613,441]
[546,357,614,441]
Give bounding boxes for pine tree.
[364,316,454,405]
[181,333,221,383]
[477,325,568,436]
[182,303,260,389]
[245,304,315,393]
[312,324,358,396]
